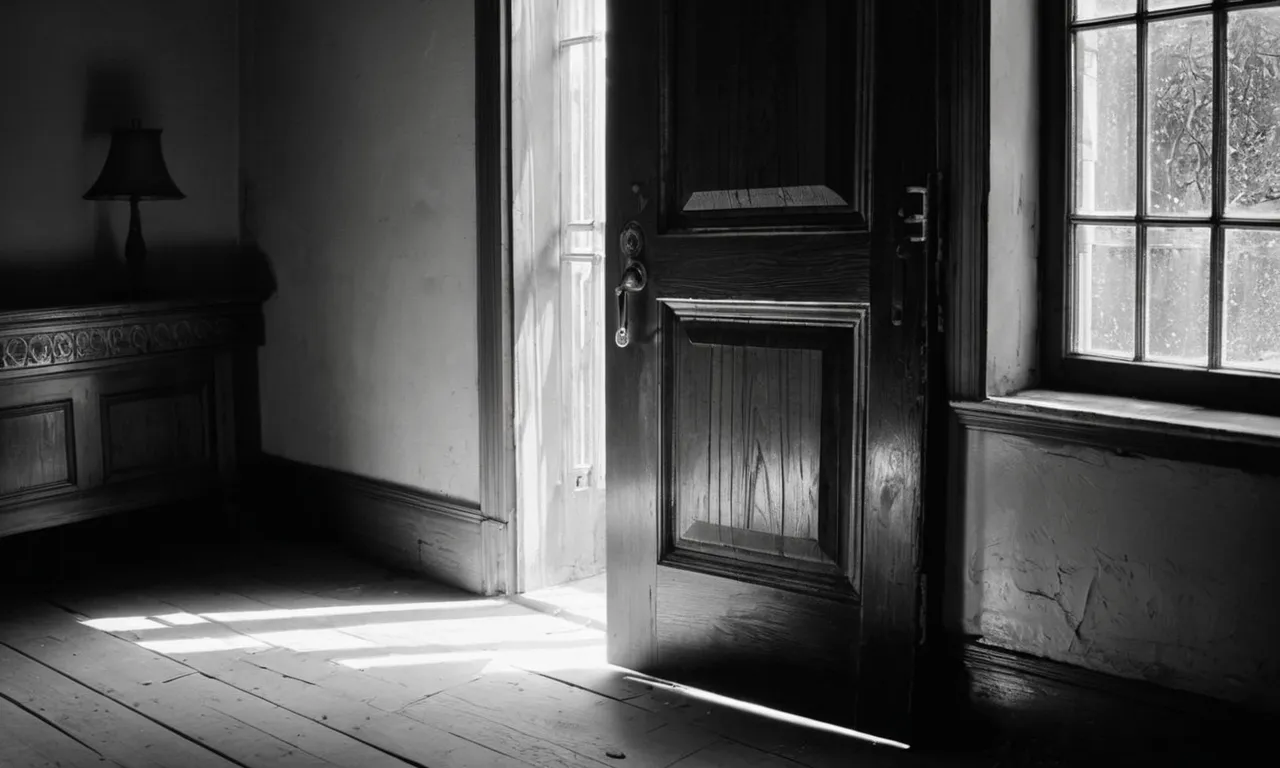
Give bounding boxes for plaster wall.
[241,0,480,501]
[956,429,1280,713]
[0,0,240,292]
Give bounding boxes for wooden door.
[604,0,937,742]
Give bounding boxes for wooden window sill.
[951,390,1280,474]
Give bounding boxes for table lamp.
[84,122,185,297]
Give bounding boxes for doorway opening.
[511,0,608,626]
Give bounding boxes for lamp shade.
[83,128,185,201]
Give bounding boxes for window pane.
[1075,25,1137,215]
[563,42,595,223]
[1226,7,1280,219]
[1075,225,1137,358]
[1149,0,1209,11]
[1076,0,1135,21]
[1224,229,1280,372]
[1147,15,1214,217]
[561,0,603,38]
[1146,227,1210,365]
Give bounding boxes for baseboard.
[249,455,508,596]
[955,640,1274,750]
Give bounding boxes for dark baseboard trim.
[250,455,508,596]
[958,640,1274,732]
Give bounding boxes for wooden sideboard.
[0,296,265,540]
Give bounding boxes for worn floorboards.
[0,540,942,768]
[0,535,1260,767]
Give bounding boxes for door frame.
[476,0,994,717]
[476,0,518,596]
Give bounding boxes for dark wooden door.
[605,0,938,742]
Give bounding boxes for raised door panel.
[662,303,865,600]
[662,0,871,230]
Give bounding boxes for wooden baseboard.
[950,640,1275,756]
[249,455,508,596]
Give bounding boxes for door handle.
[614,261,647,348]
[614,221,647,348]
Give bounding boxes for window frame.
[1041,0,1280,416]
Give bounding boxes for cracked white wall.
[954,429,1280,713]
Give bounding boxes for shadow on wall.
[0,245,276,311]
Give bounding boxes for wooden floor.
[0,523,1262,768]
[0,535,970,768]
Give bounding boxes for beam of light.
[136,635,269,654]
[622,676,911,751]
[196,598,505,624]
[153,612,209,626]
[246,629,378,652]
[336,644,607,672]
[80,617,168,632]
[332,614,597,647]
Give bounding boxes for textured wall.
[955,429,1280,713]
[0,0,240,287]
[241,0,480,501]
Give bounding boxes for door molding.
[944,0,990,402]
[476,0,516,595]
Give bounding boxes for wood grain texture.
[605,0,662,674]
[0,402,73,498]
[0,644,238,768]
[663,0,871,231]
[0,696,124,768]
[673,339,824,554]
[608,0,935,741]
[0,599,418,768]
[403,670,719,768]
[0,296,264,540]
[654,565,859,726]
[944,0,991,401]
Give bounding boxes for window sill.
[951,390,1280,473]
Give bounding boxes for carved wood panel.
[0,402,74,499]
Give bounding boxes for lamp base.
[125,197,147,300]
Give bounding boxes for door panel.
[664,302,864,600]
[606,0,936,742]
[664,0,871,230]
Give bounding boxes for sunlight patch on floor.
[78,598,608,672]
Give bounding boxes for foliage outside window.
[1070,0,1280,377]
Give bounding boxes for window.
[1045,0,1280,413]
[558,0,607,491]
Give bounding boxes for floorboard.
[1,536,1184,768]
[0,644,238,768]
[0,696,125,768]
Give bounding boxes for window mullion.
[1209,3,1228,369]
[1135,5,1149,362]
